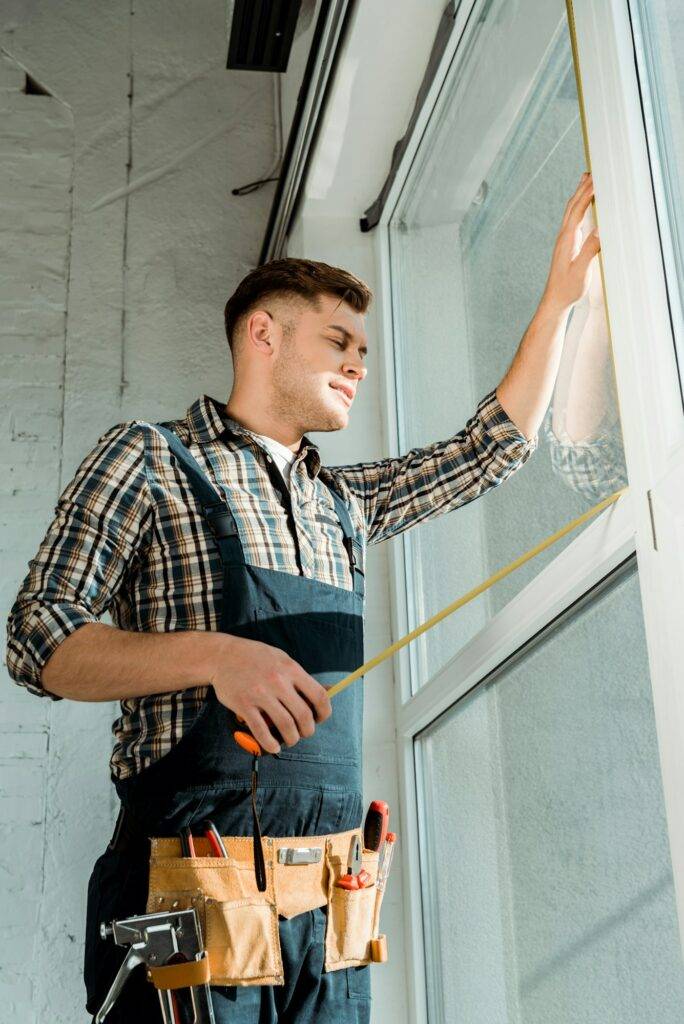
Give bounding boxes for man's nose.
[343,358,367,381]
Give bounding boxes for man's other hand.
[209,634,333,755]
[541,172,601,314]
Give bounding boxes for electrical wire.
[231,71,284,196]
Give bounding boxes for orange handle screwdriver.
[234,712,283,757]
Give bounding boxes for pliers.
[336,835,371,890]
[179,819,227,858]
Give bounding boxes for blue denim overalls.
[83,424,370,1022]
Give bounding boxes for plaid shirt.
[6,389,536,780]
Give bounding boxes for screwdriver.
[363,800,389,853]
[377,832,397,892]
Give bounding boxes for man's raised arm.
[331,174,601,544]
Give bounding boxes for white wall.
[0,2,276,1019]
[0,49,74,1018]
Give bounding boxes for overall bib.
[83,425,370,1023]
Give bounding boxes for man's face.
[269,293,368,434]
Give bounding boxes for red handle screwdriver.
[363,800,389,853]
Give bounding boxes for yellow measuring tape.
[327,485,628,700]
[232,486,628,756]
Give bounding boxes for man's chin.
[311,407,349,433]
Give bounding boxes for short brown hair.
[223,257,373,352]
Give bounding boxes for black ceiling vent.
[227,0,303,73]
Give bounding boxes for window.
[375,0,684,1019]
[389,0,626,692]
[418,560,684,1024]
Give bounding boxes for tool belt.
[144,827,389,987]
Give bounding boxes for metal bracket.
[647,489,658,551]
[277,846,323,865]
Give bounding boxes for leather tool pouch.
[147,836,284,987]
[146,829,389,987]
[322,840,385,971]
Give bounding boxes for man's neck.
[223,395,303,453]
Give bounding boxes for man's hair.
[223,257,373,353]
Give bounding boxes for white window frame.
[627,0,684,397]
[369,1,684,1020]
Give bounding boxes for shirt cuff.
[476,388,539,456]
[6,602,100,699]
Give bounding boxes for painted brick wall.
[0,51,75,1016]
[0,2,276,1018]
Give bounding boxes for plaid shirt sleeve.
[5,422,152,698]
[330,388,538,544]
[543,406,628,503]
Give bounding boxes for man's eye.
[329,338,345,348]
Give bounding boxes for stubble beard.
[271,344,345,434]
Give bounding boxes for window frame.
[369,0,684,1019]
[627,0,684,404]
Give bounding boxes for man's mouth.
[329,381,355,407]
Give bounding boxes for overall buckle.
[204,502,238,540]
[343,536,364,576]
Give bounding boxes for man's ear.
[246,309,275,355]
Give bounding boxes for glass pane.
[630,0,684,399]
[389,0,627,691]
[417,560,684,1024]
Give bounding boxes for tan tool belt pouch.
[146,827,387,986]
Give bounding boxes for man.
[6,174,599,1022]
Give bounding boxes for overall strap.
[154,425,244,563]
[326,482,365,595]
[156,424,267,893]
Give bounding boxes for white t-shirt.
[251,431,298,489]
